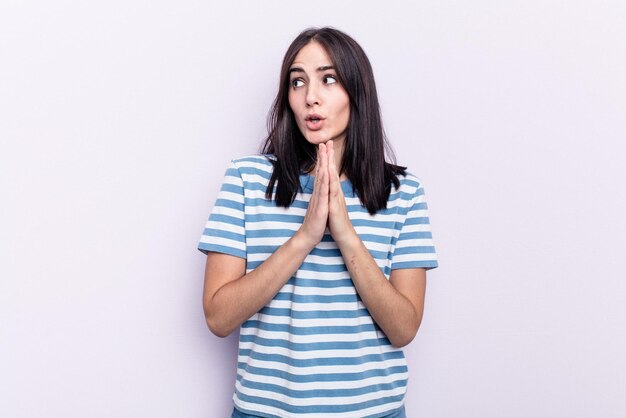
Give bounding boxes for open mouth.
[306,114,324,122]
[305,116,323,131]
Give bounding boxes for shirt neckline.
[299,172,356,196]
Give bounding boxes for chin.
[304,134,329,145]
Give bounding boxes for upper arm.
[202,252,246,315]
[390,180,438,271]
[389,268,427,319]
[198,160,248,314]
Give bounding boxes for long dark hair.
[261,27,405,215]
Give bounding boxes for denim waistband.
[232,405,406,418]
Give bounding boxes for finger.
[328,140,334,172]
[328,149,339,198]
[319,143,327,177]
[315,144,322,180]
[327,141,339,177]
[319,143,329,196]
[312,144,325,199]
[318,145,330,198]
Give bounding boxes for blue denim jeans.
[232,405,406,418]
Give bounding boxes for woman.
[199,27,438,418]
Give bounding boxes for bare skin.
[203,140,426,347]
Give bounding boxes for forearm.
[338,235,421,347]
[206,231,314,337]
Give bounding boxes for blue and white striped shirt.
[199,155,438,417]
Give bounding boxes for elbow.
[203,294,236,337]
[204,299,236,338]
[389,330,417,348]
[389,316,423,348]
[205,314,235,338]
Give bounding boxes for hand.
[296,143,330,249]
[327,140,358,247]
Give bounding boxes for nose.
[305,83,320,107]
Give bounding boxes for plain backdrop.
[1,1,625,417]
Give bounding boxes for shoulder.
[388,170,431,208]
[230,154,274,169]
[394,170,425,193]
[228,154,274,174]
[226,155,275,186]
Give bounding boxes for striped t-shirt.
[198,155,438,417]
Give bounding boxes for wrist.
[334,227,361,250]
[291,229,318,254]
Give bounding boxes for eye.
[291,78,304,88]
[323,75,338,85]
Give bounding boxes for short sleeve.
[197,161,247,259]
[391,182,439,270]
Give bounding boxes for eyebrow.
[289,65,335,74]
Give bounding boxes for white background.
[2,1,625,417]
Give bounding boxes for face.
[288,41,350,147]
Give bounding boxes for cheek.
[288,88,303,111]
[338,97,350,128]
[288,93,296,113]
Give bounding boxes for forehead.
[291,41,333,69]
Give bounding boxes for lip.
[305,113,325,131]
[305,113,325,121]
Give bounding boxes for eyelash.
[290,75,338,88]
